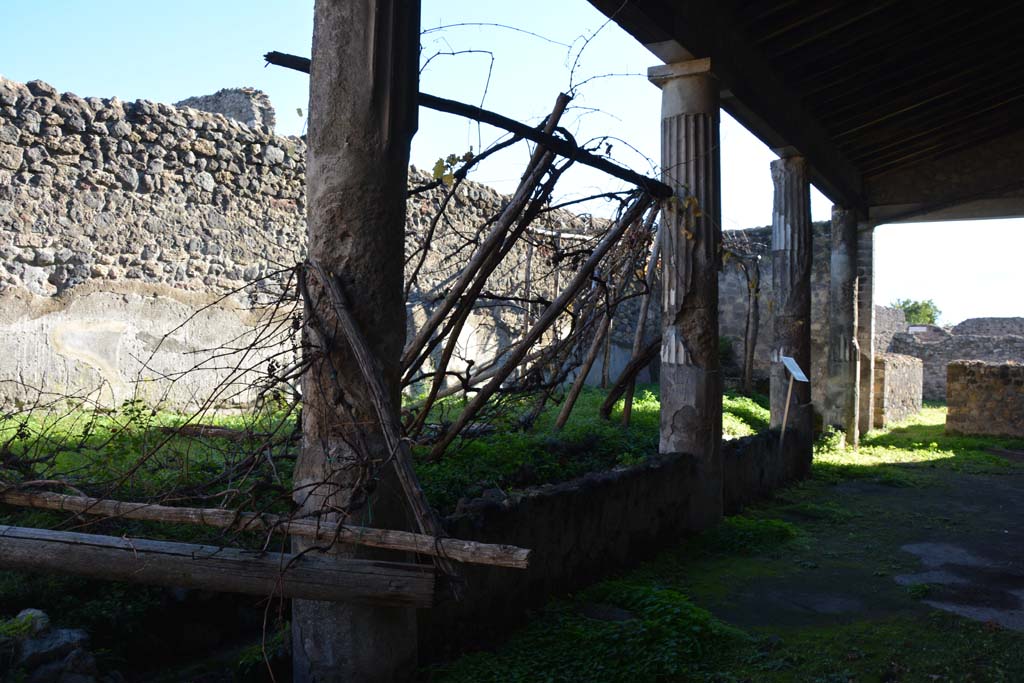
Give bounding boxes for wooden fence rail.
[0,525,435,607]
[0,490,529,569]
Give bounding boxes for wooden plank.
[0,490,530,569]
[0,525,435,607]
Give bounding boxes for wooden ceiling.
[588,0,1024,214]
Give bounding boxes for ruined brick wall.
[175,88,276,131]
[890,325,1024,401]
[946,360,1024,437]
[952,317,1024,337]
[874,305,907,353]
[873,353,923,427]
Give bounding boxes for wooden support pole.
[778,373,795,457]
[599,335,662,420]
[554,314,611,430]
[622,224,662,425]
[0,525,435,608]
[426,193,655,461]
[0,490,529,569]
[306,262,461,590]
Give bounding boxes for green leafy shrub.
[891,298,941,325]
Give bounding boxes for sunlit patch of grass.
[811,405,1024,487]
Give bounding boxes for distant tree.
[891,298,941,325]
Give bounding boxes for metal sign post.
[779,355,809,456]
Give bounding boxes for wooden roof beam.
[588,0,864,208]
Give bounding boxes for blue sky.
[1,0,1020,324]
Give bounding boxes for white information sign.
[781,356,808,383]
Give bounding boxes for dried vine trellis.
[0,50,681,625]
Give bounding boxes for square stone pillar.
[769,156,813,477]
[648,59,722,530]
[856,225,875,436]
[826,206,860,446]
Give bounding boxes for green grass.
[812,404,1024,488]
[416,386,770,512]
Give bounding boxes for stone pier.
[769,156,813,475]
[648,58,723,530]
[856,225,875,436]
[826,206,860,445]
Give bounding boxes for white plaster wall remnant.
[0,287,288,409]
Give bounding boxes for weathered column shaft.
[856,225,875,436]
[769,156,813,473]
[649,59,722,530]
[293,1,421,681]
[826,206,860,446]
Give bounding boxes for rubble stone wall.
[890,326,1024,401]
[952,317,1024,337]
[946,360,1024,437]
[873,352,923,427]
[0,76,637,408]
[874,305,907,353]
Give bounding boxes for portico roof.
[590,1,1024,223]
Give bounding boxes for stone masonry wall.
[874,305,907,353]
[0,76,632,409]
[890,325,1024,401]
[872,353,923,427]
[0,76,308,408]
[946,360,1024,437]
[952,317,1024,337]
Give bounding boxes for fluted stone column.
[769,156,813,476]
[826,206,860,446]
[856,225,875,436]
[648,59,722,530]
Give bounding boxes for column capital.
[647,57,713,87]
[649,58,718,117]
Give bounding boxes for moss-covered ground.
[426,405,1024,682]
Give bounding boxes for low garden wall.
[422,430,804,657]
[873,353,923,428]
[946,360,1024,438]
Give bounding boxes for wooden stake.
[778,373,795,456]
[427,193,656,461]
[306,262,463,590]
